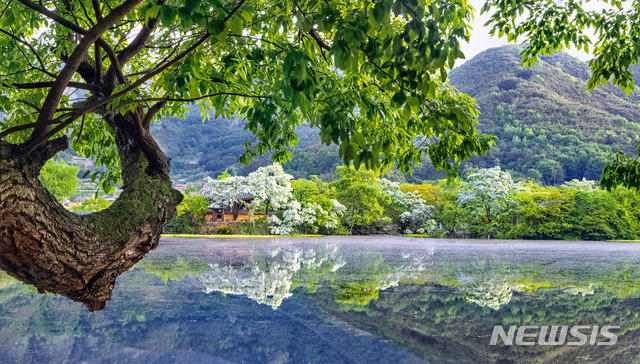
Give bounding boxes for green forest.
[164,165,640,241]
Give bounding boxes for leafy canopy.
[0,0,492,194]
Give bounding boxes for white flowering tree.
[379,179,435,234]
[562,178,596,192]
[268,199,346,235]
[457,167,525,223]
[247,164,294,215]
[201,176,250,221]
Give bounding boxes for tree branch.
[0,116,71,139]
[21,0,249,153]
[94,44,102,85]
[0,0,13,21]
[25,0,143,144]
[224,0,247,22]
[108,92,270,114]
[309,29,331,51]
[0,28,53,77]
[91,0,102,19]
[117,1,164,64]
[142,100,166,129]
[105,0,166,90]
[74,115,86,146]
[15,0,126,84]
[16,99,41,111]
[6,81,100,91]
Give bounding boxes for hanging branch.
[25,0,143,143]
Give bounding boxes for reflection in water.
[199,244,346,309]
[1,237,640,363]
[457,274,514,310]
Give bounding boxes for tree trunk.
[232,202,240,221]
[0,112,182,311]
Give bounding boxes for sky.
[461,0,610,64]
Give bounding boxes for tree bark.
[0,112,182,311]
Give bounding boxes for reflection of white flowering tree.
[379,179,435,234]
[199,245,346,309]
[247,164,294,214]
[457,273,514,310]
[201,176,250,220]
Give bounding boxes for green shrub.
[217,225,233,235]
[237,218,271,235]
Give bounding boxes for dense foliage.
[0,0,493,194]
[38,159,79,202]
[431,172,640,241]
[168,163,640,240]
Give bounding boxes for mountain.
[449,45,640,184]
[151,114,342,181]
[151,45,640,184]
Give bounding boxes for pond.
[1,236,640,363]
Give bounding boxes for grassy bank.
[161,234,323,238]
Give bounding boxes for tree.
[201,176,249,221]
[332,166,388,233]
[38,159,79,201]
[217,169,232,180]
[482,0,640,190]
[0,0,491,310]
[291,178,320,204]
[457,167,522,224]
[70,197,112,212]
[379,178,435,234]
[175,194,209,228]
[246,163,293,215]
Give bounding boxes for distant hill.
[151,113,343,181]
[152,45,640,184]
[449,45,640,184]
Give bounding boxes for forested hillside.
[153,45,640,184]
[450,45,640,184]
[151,114,342,181]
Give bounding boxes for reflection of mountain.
[309,284,640,363]
[2,237,640,363]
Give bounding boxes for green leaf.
[160,6,176,26]
[208,19,226,36]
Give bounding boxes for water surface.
[1,236,639,363]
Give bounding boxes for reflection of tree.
[331,251,434,309]
[309,282,640,363]
[199,245,346,309]
[457,274,513,310]
[334,257,397,307]
[0,271,18,290]
[138,257,208,284]
[3,240,640,363]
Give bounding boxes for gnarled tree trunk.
[0,112,182,311]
